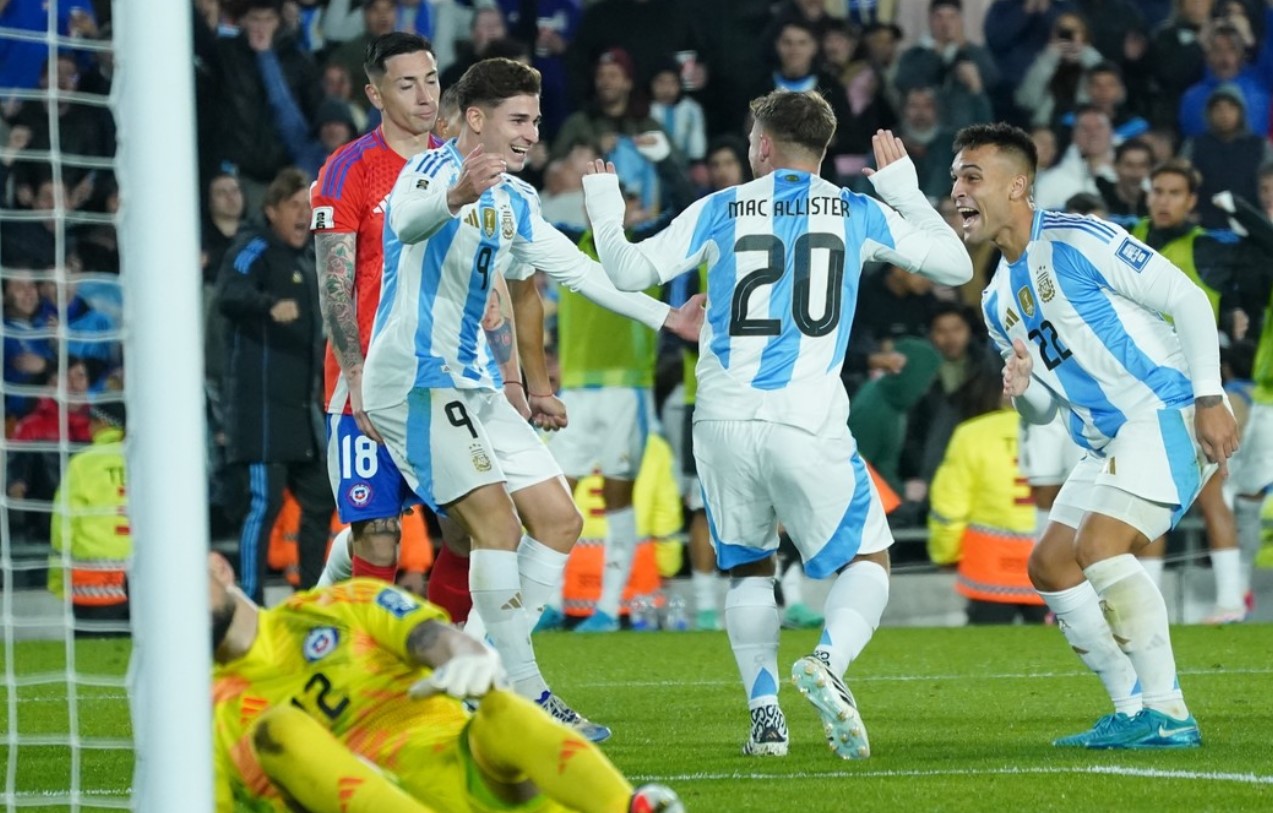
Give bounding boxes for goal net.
[1,2,212,810]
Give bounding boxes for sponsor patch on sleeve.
[1115,237,1151,272]
[310,205,335,231]
[375,587,421,619]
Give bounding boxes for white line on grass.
[633,765,1273,786]
[579,666,1273,688]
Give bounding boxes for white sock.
[1211,547,1243,610]
[1038,581,1141,716]
[469,549,547,699]
[517,535,569,629]
[1139,556,1164,592]
[463,608,487,643]
[317,527,353,586]
[779,561,805,607]
[595,506,638,618]
[1084,554,1188,720]
[725,577,781,710]
[1035,507,1051,542]
[692,569,719,614]
[1235,496,1264,595]
[814,560,888,677]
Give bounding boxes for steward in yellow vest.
[49,402,131,635]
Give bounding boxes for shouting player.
[951,122,1238,748]
[311,33,445,591]
[361,58,701,742]
[581,90,972,759]
[210,554,683,812]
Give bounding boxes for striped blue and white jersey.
[982,210,1223,453]
[362,140,642,410]
[588,168,966,433]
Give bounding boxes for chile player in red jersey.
[311,33,454,595]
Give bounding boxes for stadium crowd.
[1,0,1270,621]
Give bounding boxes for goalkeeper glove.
[409,645,507,700]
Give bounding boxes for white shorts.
[693,419,893,579]
[366,388,562,509]
[1019,412,1083,487]
[548,387,653,479]
[1050,406,1217,540]
[1229,402,1273,496]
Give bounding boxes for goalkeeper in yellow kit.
[208,554,682,813]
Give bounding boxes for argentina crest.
[1016,285,1036,318]
[481,206,497,238]
[501,207,515,239]
[1035,265,1055,303]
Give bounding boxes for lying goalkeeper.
[209,553,681,812]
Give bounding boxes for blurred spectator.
[323,0,434,46]
[0,0,99,92]
[569,0,706,108]
[1139,125,1178,164]
[1180,83,1273,228]
[1,178,69,270]
[1033,106,1115,209]
[8,54,116,197]
[1096,137,1151,218]
[1148,0,1213,127]
[1015,11,1104,127]
[2,274,56,419]
[927,371,1046,624]
[984,0,1076,119]
[897,86,957,201]
[439,6,508,87]
[820,19,861,81]
[202,0,323,212]
[762,0,840,51]
[1133,158,1273,341]
[1064,190,1108,216]
[649,58,706,164]
[326,0,399,112]
[859,20,905,109]
[902,302,997,506]
[321,63,371,132]
[553,48,691,216]
[539,143,595,230]
[703,135,752,193]
[1070,0,1146,64]
[48,400,132,635]
[216,167,332,603]
[1030,124,1059,171]
[289,0,326,52]
[1259,160,1273,220]
[895,0,999,129]
[752,20,856,182]
[1071,61,1149,141]
[856,262,943,347]
[1179,22,1271,138]
[496,0,582,141]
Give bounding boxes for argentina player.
[582,90,972,759]
[951,123,1239,749]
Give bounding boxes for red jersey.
[311,128,443,412]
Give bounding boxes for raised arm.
[861,131,973,286]
[391,146,508,244]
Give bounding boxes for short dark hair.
[952,122,1038,178]
[264,167,309,210]
[453,57,541,114]
[364,32,434,83]
[483,37,530,63]
[1114,138,1152,164]
[749,90,837,157]
[1150,157,1202,194]
[1087,60,1123,81]
[928,300,975,332]
[1064,191,1106,215]
[1258,160,1273,181]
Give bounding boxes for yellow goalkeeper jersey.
[213,579,465,811]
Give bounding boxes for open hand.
[862,130,909,178]
[583,158,617,177]
[1003,338,1033,398]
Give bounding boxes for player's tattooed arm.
[405,619,486,668]
[316,231,363,373]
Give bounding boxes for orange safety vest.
[562,537,661,618]
[955,524,1044,605]
[66,561,128,607]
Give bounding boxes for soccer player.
[361,57,701,742]
[311,32,444,591]
[581,90,973,759]
[209,554,683,813]
[950,122,1239,748]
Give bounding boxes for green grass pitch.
[3,624,1272,812]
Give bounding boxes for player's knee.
[1028,543,1072,592]
[251,706,309,758]
[351,517,402,564]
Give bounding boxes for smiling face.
[471,93,541,171]
[950,143,1032,244]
